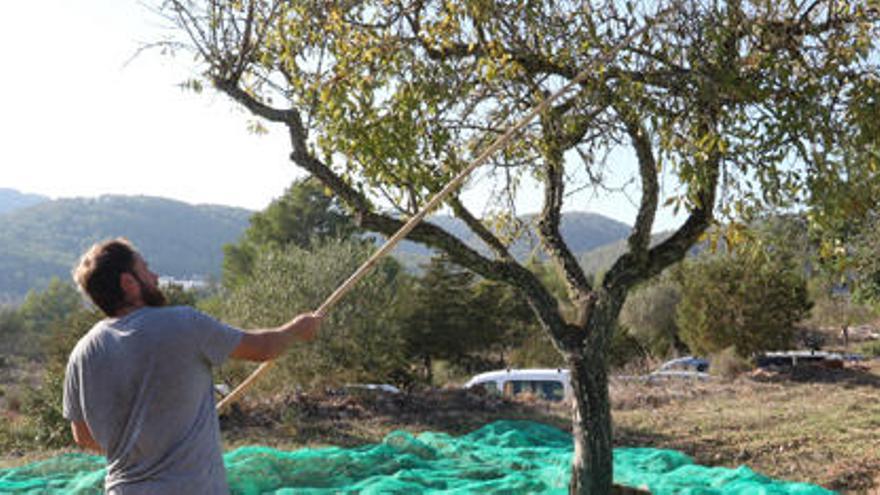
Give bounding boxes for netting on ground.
[0,421,835,494]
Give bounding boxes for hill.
[578,231,680,277]
[0,189,48,215]
[0,195,633,299]
[391,212,632,269]
[0,195,252,299]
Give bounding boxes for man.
[63,238,322,494]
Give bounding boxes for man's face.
[131,255,167,308]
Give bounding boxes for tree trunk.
[423,355,433,385]
[567,347,613,494]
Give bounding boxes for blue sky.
[0,0,684,232]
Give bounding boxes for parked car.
[755,350,848,369]
[464,368,572,402]
[656,356,710,373]
[616,356,711,383]
[342,383,401,394]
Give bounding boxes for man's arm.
[71,420,103,454]
[229,312,322,362]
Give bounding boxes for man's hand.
[71,421,103,454]
[292,312,322,342]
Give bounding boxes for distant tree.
[18,278,82,333]
[401,256,486,384]
[222,238,410,389]
[842,215,880,308]
[12,278,83,359]
[160,283,200,307]
[619,274,684,359]
[748,213,879,340]
[471,278,539,369]
[806,276,876,349]
[0,307,25,361]
[508,329,566,369]
[223,177,358,287]
[498,262,567,368]
[676,250,812,358]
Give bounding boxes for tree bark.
[424,354,433,385]
[567,346,613,494]
[559,292,620,495]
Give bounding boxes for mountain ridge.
[387,211,632,268]
[0,188,49,215]
[0,194,253,299]
[0,190,635,300]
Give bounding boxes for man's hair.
[73,238,138,316]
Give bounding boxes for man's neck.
[113,303,146,318]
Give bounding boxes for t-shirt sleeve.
[185,307,245,366]
[62,353,84,422]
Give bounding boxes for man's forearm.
[260,318,312,359]
[231,313,321,362]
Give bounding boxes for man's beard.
[136,275,168,307]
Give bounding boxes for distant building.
[159,276,209,291]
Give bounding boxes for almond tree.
[159,1,879,492]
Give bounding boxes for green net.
[0,421,835,494]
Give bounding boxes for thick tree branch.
[211,78,575,342]
[447,196,513,261]
[213,77,298,124]
[616,103,659,258]
[557,102,611,150]
[536,111,593,320]
[605,150,720,297]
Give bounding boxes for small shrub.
[676,250,811,358]
[709,347,752,379]
[6,391,22,413]
[609,325,647,370]
[619,276,683,358]
[508,331,564,368]
[856,340,880,357]
[0,417,30,454]
[23,366,71,448]
[221,240,411,392]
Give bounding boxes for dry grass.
[219,387,570,451]
[611,362,880,493]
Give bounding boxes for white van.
[464,368,572,402]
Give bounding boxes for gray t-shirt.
[63,306,244,494]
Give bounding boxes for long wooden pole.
[216,27,651,412]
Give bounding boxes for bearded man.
[63,238,321,494]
